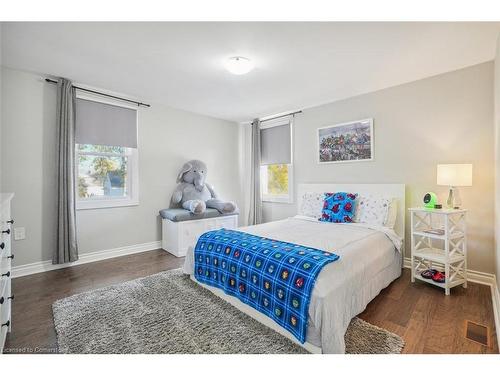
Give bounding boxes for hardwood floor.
[4,250,184,353]
[359,269,498,354]
[3,250,498,354]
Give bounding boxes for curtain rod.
[45,78,151,108]
[260,110,302,122]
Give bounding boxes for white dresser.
[0,193,14,354]
[162,214,238,257]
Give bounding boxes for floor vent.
[465,320,489,346]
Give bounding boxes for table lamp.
[437,164,472,209]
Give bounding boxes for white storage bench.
[160,208,239,257]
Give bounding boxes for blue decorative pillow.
[319,192,358,223]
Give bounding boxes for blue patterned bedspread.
[194,228,340,343]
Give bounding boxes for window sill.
[76,199,139,210]
[262,196,294,204]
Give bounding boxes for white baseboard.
[404,257,500,352]
[12,241,162,278]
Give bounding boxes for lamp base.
[446,187,462,209]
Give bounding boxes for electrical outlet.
[14,227,26,240]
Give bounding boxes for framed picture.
[317,118,374,164]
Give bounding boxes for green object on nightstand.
[423,192,438,208]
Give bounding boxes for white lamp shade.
[437,164,472,186]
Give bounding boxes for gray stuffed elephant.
[170,159,237,215]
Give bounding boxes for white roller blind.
[260,120,291,165]
[75,98,138,148]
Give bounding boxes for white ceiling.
[2,22,500,122]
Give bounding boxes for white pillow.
[384,198,398,229]
[299,192,324,219]
[353,195,391,226]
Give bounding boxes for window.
[260,117,293,203]
[76,144,138,209]
[75,93,139,209]
[260,163,293,203]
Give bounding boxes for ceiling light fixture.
[224,56,254,75]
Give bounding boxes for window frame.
[75,92,139,210]
[260,116,294,204]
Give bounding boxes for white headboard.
[297,183,406,241]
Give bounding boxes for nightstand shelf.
[409,207,467,295]
[413,273,466,290]
[412,230,464,240]
[412,247,465,264]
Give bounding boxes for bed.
[183,183,405,353]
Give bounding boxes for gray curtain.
[247,118,263,225]
[53,78,79,264]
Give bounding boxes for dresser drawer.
[0,297,10,326]
[0,193,14,354]
[0,237,11,269]
[0,203,9,222]
[0,277,11,348]
[0,219,12,265]
[0,256,9,276]
[0,238,11,278]
[0,246,7,270]
[0,272,9,301]
[0,295,11,349]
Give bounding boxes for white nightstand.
[409,207,467,295]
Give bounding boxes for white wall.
[0,23,3,191]
[1,66,241,266]
[243,62,495,274]
[495,35,500,289]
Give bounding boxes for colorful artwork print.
[194,228,340,343]
[318,119,373,163]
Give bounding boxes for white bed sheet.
[183,216,402,353]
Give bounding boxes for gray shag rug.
[52,269,404,354]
